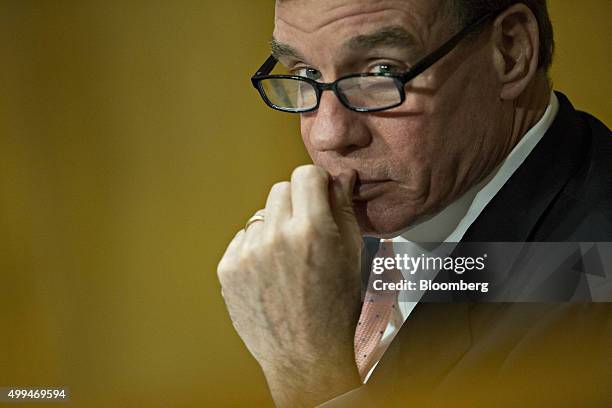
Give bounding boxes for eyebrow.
[269,25,419,62]
[344,25,418,52]
[270,38,305,61]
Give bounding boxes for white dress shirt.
[363,92,560,382]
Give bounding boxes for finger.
[290,165,332,220]
[225,229,246,256]
[330,170,361,254]
[244,210,266,242]
[217,229,246,280]
[265,181,292,229]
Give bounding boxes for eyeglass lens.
[260,78,318,111]
[260,76,402,112]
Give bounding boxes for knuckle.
[260,224,286,247]
[291,164,327,183]
[258,238,277,256]
[270,181,290,195]
[237,246,255,266]
[218,249,251,284]
[295,219,320,240]
[260,227,285,251]
[217,257,235,284]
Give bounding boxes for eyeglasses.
[251,12,495,113]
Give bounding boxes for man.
[218,0,612,406]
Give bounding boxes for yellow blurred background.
[0,1,609,407]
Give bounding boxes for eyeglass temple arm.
[254,55,278,77]
[251,54,278,88]
[400,11,494,84]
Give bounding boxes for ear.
[490,3,540,100]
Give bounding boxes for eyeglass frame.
[251,10,497,113]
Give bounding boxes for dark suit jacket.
[322,92,612,407]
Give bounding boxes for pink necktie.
[354,239,402,379]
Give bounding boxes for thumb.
[330,171,362,256]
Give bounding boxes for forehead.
[273,0,443,43]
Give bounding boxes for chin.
[353,198,421,238]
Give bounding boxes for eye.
[294,67,322,80]
[371,63,403,74]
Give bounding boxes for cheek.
[375,116,442,182]
[299,117,310,148]
[299,115,322,161]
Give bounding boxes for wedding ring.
[245,214,265,230]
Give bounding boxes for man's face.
[273,0,511,236]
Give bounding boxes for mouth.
[352,178,392,201]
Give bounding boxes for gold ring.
[245,214,265,230]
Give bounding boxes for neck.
[509,73,552,147]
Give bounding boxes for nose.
[303,90,372,154]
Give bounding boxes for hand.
[217,165,363,407]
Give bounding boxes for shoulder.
[540,97,612,240]
[561,107,612,208]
